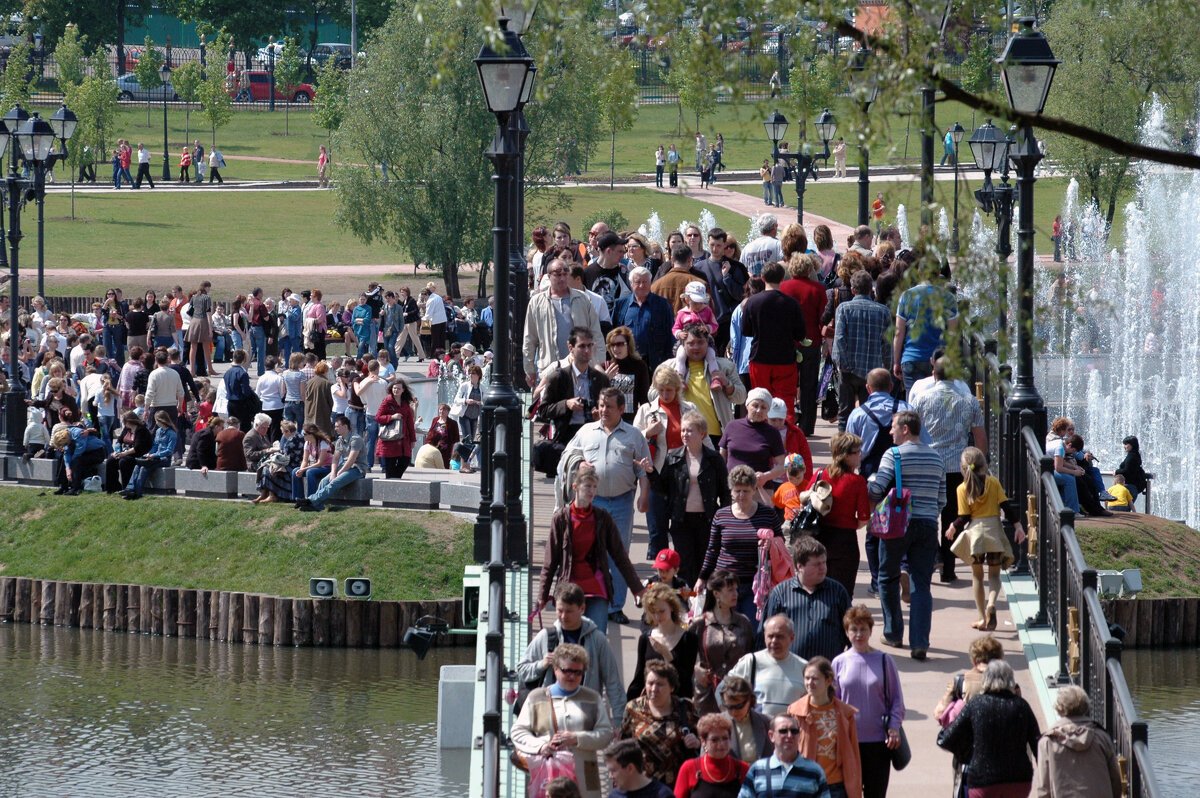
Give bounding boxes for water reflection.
[0,623,472,796]
[1124,648,1200,798]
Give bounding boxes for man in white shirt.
[569,264,611,333]
[134,142,155,189]
[741,214,785,277]
[355,359,390,471]
[422,288,448,353]
[254,355,286,439]
[725,614,808,717]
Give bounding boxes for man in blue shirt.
[478,295,494,350]
[892,266,957,392]
[738,714,830,798]
[611,267,673,369]
[832,269,892,430]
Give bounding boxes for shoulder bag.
[378,415,405,441]
[868,447,911,540]
[881,652,912,770]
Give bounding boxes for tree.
[132,35,165,126]
[596,52,638,189]
[196,31,234,147]
[334,0,601,298]
[0,40,36,116]
[62,50,119,217]
[1041,0,1141,226]
[175,0,289,60]
[959,35,995,96]
[53,23,88,92]
[274,37,303,135]
[312,56,348,146]
[788,48,836,143]
[28,0,155,72]
[666,38,722,136]
[171,60,204,145]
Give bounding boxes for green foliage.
[667,37,723,133]
[52,23,88,92]
[0,40,36,116]
[581,208,630,232]
[312,57,349,142]
[596,52,638,189]
[29,0,154,58]
[177,0,289,56]
[334,0,602,298]
[170,60,204,143]
[788,53,837,137]
[197,31,235,147]
[959,35,995,95]
[132,35,164,91]
[62,50,120,187]
[274,37,304,135]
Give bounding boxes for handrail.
[1016,422,1164,798]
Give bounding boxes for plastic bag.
[528,750,576,798]
[687,590,706,624]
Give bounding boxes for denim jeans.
[308,468,363,509]
[358,320,377,355]
[128,457,165,496]
[346,406,366,437]
[364,417,379,469]
[878,517,938,650]
[583,597,609,635]
[292,465,330,500]
[1053,471,1080,512]
[383,332,397,361]
[762,182,772,204]
[98,415,118,454]
[231,329,243,353]
[645,488,670,562]
[772,181,784,206]
[901,360,934,394]
[279,335,294,366]
[103,326,125,365]
[249,326,267,376]
[283,401,304,426]
[593,489,635,613]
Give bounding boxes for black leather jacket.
[660,444,731,527]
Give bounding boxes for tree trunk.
[477,261,489,298]
[609,128,616,190]
[147,99,151,127]
[442,261,461,300]
[184,107,190,146]
[117,6,126,74]
[676,100,682,135]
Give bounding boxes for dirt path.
[649,179,856,243]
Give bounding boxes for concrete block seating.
[439,481,481,512]
[175,469,239,497]
[372,478,441,508]
[5,455,57,485]
[237,471,260,498]
[326,477,374,506]
[145,466,176,493]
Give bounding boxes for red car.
[231,70,315,103]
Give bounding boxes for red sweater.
[780,276,828,343]
[821,470,870,530]
[673,755,750,797]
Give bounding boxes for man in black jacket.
[692,227,748,353]
[537,326,611,445]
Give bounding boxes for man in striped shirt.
[867,410,946,661]
[738,713,831,798]
[762,537,850,662]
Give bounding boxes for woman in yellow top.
[759,159,772,206]
[946,447,1026,631]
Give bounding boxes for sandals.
[971,619,987,630]
[985,605,997,631]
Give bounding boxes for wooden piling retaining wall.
[0,576,468,649]
[1101,597,1200,648]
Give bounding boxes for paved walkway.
[521,414,1046,797]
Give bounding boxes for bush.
[581,208,630,232]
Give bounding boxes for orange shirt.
[808,701,842,786]
[871,199,885,220]
[773,481,807,520]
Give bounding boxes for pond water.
[1124,648,1200,798]
[0,623,472,796]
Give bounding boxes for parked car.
[310,42,353,69]
[231,70,315,103]
[113,73,178,102]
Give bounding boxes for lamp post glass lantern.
[498,0,540,34]
[2,102,75,456]
[160,62,172,181]
[764,108,831,224]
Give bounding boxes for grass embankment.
[0,486,471,601]
[1075,516,1200,598]
[530,186,752,239]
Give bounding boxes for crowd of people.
[508,213,1126,797]
[5,278,499,505]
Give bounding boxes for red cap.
[653,549,681,569]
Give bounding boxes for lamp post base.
[4,384,26,457]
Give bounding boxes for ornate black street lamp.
[850,49,880,227]
[950,121,965,251]
[765,108,835,225]
[160,60,173,182]
[473,15,535,798]
[35,103,77,300]
[3,105,75,454]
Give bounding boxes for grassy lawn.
[0,486,471,601]
[531,185,752,239]
[1076,516,1200,598]
[724,176,1121,251]
[43,189,401,271]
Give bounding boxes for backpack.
[860,398,898,477]
[513,626,560,714]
